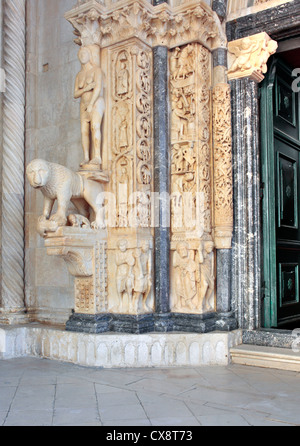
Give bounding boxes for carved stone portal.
[26,0,243,327]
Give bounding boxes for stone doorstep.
[230,344,300,372]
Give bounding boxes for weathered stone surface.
[227,0,300,41]
[0,324,243,367]
[230,77,261,331]
[153,46,170,318]
[242,329,300,349]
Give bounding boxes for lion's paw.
[49,214,67,227]
[38,215,47,223]
[91,221,106,230]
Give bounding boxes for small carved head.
[68,214,79,227]
[26,159,50,189]
[176,241,189,259]
[118,239,128,252]
[141,240,150,253]
[204,241,214,254]
[78,46,91,65]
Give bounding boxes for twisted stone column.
[0,0,27,323]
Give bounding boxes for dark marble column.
[212,0,228,21]
[230,78,261,331]
[153,46,172,331]
[152,0,168,5]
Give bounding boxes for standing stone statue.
[74,44,105,168]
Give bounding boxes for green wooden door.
[261,57,300,328]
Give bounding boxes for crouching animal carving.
[68,214,91,228]
[26,159,105,236]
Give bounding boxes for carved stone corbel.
[227,32,278,82]
[45,228,108,315]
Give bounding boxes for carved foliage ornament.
[212,83,233,248]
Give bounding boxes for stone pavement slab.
[0,357,299,426]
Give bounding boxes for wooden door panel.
[277,151,298,230]
[274,59,300,326]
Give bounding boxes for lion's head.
[26,159,50,189]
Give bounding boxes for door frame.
[260,58,278,328]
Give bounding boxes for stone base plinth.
[0,324,242,368]
[171,312,237,333]
[111,313,154,334]
[0,311,29,326]
[66,313,111,334]
[65,311,237,335]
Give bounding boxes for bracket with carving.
[228,32,278,82]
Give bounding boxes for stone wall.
[25,0,83,324]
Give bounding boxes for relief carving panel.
[105,39,154,315]
[170,43,215,315]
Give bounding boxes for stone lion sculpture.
[26,159,105,236]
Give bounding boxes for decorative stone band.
[0,324,243,367]
[1,0,27,321]
[227,32,278,83]
[65,0,226,50]
[212,83,233,249]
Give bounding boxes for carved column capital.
[228,32,278,82]
[65,0,226,50]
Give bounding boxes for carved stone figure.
[228,32,278,82]
[173,242,199,311]
[228,37,260,74]
[132,240,152,312]
[172,89,189,139]
[74,45,105,168]
[115,240,135,312]
[199,241,215,311]
[26,159,106,236]
[68,214,91,229]
[117,59,129,97]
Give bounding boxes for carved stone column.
[227,32,278,330]
[0,0,27,324]
[212,47,233,317]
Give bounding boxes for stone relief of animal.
[67,214,91,228]
[26,159,105,235]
